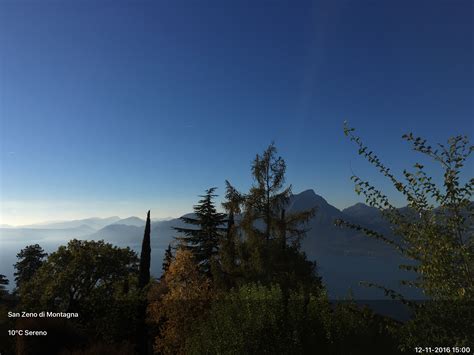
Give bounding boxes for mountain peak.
[296,189,317,198]
[288,189,343,217]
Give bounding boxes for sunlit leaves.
[339,123,474,347]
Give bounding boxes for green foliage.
[339,122,474,347]
[13,244,47,290]
[174,187,227,275]
[398,301,474,349]
[185,283,311,354]
[186,283,399,355]
[18,239,141,342]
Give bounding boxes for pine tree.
[174,187,226,275]
[138,210,151,289]
[14,244,47,290]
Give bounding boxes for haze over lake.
[0,190,423,300]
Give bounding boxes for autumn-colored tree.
[148,249,212,354]
[338,123,474,348]
[225,143,320,291]
[161,244,173,276]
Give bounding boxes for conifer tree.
[138,210,151,289]
[218,181,244,286]
[226,143,319,289]
[14,244,47,290]
[137,211,152,355]
[174,187,226,275]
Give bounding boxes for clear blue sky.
[1,0,472,225]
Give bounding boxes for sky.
[0,0,472,226]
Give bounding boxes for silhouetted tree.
[138,210,151,289]
[0,274,8,297]
[17,239,140,344]
[226,143,318,289]
[19,239,138,312]
[136,210,152,355]
[14,244,47,289]
[174,188,227,275]
[212,181,246,289]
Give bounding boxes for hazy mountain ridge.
[0,190,423,299]
[87,189,397,257]
[0,190,398,255]
[19,216,121,230]
[0,224,96,242]
[111,217,146,227]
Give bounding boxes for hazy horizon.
[1,188,368,227]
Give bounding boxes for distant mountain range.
[20,216,122,230]
[0,189,427,300]
[111,216,146,227]
[0,189,397,256]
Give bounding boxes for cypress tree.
[137,211,152,355]
[138,210,151,289]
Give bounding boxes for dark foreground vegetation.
[1,126,472,354]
